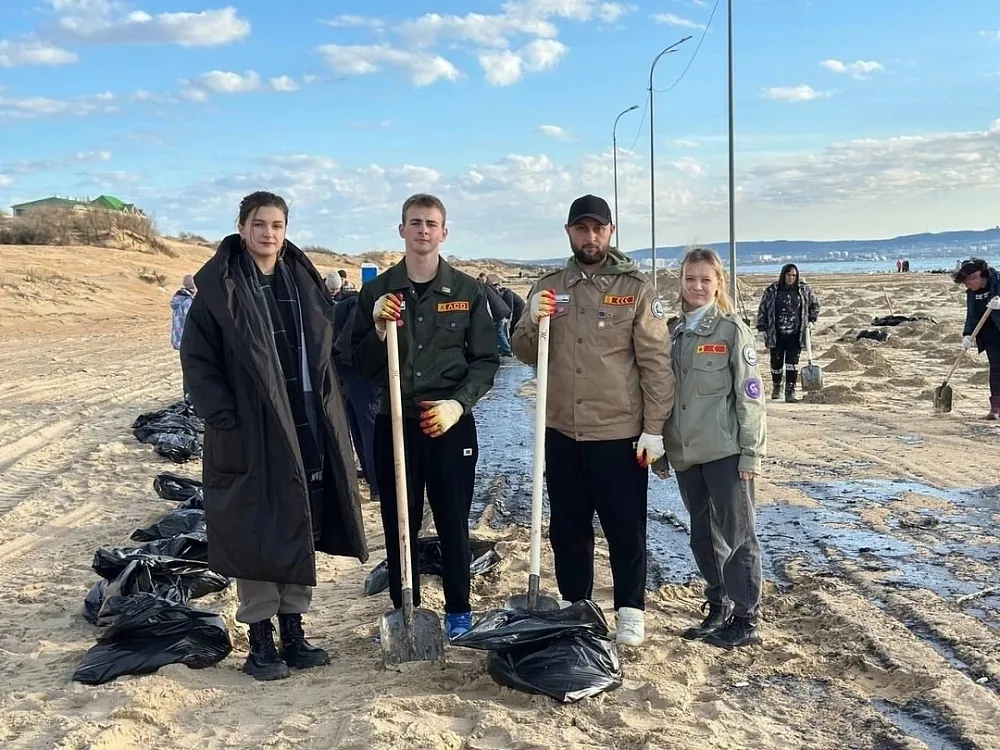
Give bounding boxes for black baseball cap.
[567,194,612,225]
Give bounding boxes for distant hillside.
[522,226,1000,266]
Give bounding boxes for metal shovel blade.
[934,383,953,414]
[379,604,445,666]
[503,593,561,612]
[801,363,823,391]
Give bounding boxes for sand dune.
[2,244,1000,749]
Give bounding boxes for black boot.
[244,620,291,681]
[278,613,330,669]
[785,371,799,402]
[681,601,732,640]
[703,615,761,649]
[771,376,782,400]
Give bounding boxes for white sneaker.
[616,607,644,646]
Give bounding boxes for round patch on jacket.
[742,344,758,366]
[743,377,762,400]
[651,298,665,319]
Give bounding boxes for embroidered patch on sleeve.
[743,377,762,399]
[696,343,728,354]
[651,298,665,319]
[437,301,470,312]
[602,294,637,306]
[742,344,758,366]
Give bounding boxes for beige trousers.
[235,579,313,624]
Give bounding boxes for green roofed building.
[11,194,143,217]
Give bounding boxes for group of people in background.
[166,187,999,684]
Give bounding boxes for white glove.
[530,289,556,324]
[418,399,464,437]
[373,293,402,341]
[636,432,665,468]
[962,335,974,350]
[988,296,1000,311]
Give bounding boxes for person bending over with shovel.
[351,194,500,641]
[181,192,369,681]
[511,194,674,647]
[653,247,767,649]
[755,263,819,402]
[954,258,1000,420]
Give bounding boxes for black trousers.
[545,428,648,611]
[985,341,1000,399]
[675,454,762,618]
[770,332,802,387]
[373,413,478,614]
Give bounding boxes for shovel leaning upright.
[800,323,823,392]
[934,306,993,414]
[378,320,446,665]
[504,314,560,613]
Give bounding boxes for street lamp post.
[612,104,639,250]
[648,36,692,291]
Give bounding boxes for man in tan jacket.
[511,194,675,647]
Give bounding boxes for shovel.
[800,323,823,392]
[934,306,992,414]
[378,320,446,666]
[882,286,895,316]
[504,314,560,613]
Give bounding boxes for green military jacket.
[656,304,767,473]
[350,257,500,418]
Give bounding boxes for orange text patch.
[437,301,470,312]
[602,294,636,306]
[696,343,728,354]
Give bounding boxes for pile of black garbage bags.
[73,472,233,685]
[132,401,203,463]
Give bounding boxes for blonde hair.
[679,246,735,314]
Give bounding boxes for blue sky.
[1,0,998,259]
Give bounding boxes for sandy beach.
[1,239,999,749]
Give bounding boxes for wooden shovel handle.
[385,321,414,594]
[942,306,993,386]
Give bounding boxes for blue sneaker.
[445,612,473,640]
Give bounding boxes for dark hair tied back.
[953,257,988,283]
[238,191,289,228]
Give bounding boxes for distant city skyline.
[1,1,999,258]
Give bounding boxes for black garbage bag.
[93,534,209,580]
[131,508,205,542]
[451,600,621,703]
[94,555,228,607]
[73,593,232,685]
[363,536,501,596]
[871,315,936,327]
[133,402,203,443]
[857,329,890,342]
[153,472,203,509]
[83,579,107,625]
[153,433,202,463]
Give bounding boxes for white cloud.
[198,70,261,93]
[538,124,571,140]
[0,175,14,187]
[318,44,460,86]
[762,85,833,102]
[820,58,884,79]
[980,30,1000,40]
[270,76,299,92]
[0,92,118,120]
[49,5,250,47]
[0,39,78,67]
[320,1,622,87]
[0,149,113,178]
[652,13,704,30]
[671,139,699,148]
[670,157,704,176]
[322,14,385,30]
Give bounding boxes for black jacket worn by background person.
[351,258,500,418]
[180,235,368,586]
[332,289,360,369]
[482,281,511,323]
[501,287,526,326]
[964,266,1000,351]
[755,264,820,350]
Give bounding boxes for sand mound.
[863,363,895,377]
[855,348,890,367]
[848,299,870,310]
[822,343,852,360]
[969,370,991,385]
[890,376,929,387]
[852,380,885,392]
[838,313,871,328]
[826,355,862,372]
[941,332,963,344]
[806,384,867,404]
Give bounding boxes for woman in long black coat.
[181,191,368,681]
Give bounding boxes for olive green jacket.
[350,258,500,418]
[654,304,767,474]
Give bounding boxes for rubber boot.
[244,620,291,681]
[771,375,782,400]
[278,613,330,669]
[703,615,761,649]
[987,396,1000,421]
[785,370,800,403]
[681,601,732,640]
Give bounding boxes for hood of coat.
[778,263,800,289]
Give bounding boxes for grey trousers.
[675,454,763,618]
[235,579,313,624]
